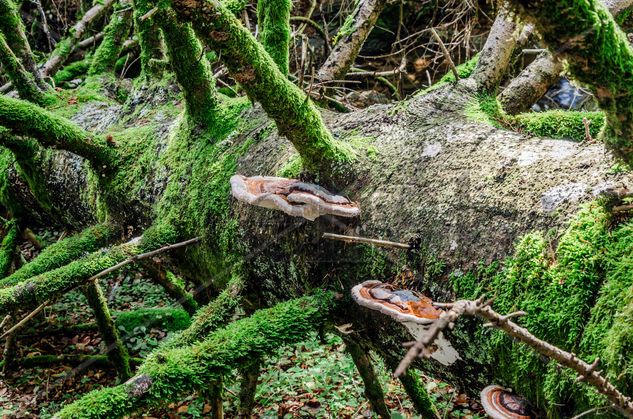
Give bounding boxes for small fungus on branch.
[352,280,460,366]
[480,385,534,419]
[230,175,360,220]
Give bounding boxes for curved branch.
[0,34,50,105]
[55,292,335,419]
[0,95,117,169]
[172,0,352,179]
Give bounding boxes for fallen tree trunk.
[2,74,632,416]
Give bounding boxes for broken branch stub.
[230,174,360,221]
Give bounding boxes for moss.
[276,154,304,178]
[510,110,604,142]
[89,2,134,75]
[173,0,353,179]
[0,220,17,278]
[399,369,439,418]
[453,203,633,416]
[56,292,336,418]
[332,12,356,46]
[53,58,92,86]
[418,54,479,95]
[114,307,191,333]
[132,0,165,79]
[0,224,120,288]
[84,279,132,379]
[256,0,291,75]
[0,33,52,106]
[464,93,607,142]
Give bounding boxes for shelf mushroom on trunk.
[351,280,461,366]
[230,175,360,220]
[480,385,535,419]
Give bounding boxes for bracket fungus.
[480,385,534,419]
[351,280,461,366]
[230,175,360,221]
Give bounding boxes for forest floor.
[0,229,485,418]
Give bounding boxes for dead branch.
[322,232,410,249]
[430,28,459,82]
[317,0,388,82]
[394,298,633,418]
[0,301,47,339]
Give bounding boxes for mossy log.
[1,70,633,417]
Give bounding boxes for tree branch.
[471,6,523,92]
[317,0,388,83]
[0,95,117,169]
[0,219,17,278]
[498,0,632,114]
[172,0,353,180]
[40,0,117,77]
[88,0,134,76]
[257,0,291,75]
[0,0,46,88]
[395,298,633,418]
[0,34,50,105]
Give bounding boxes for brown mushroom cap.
[351,280,441,324]
[480,385,533,419]
[230,175,360,221]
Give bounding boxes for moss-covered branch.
[0,34,50,105]
[0,0,46,88]
[88,0,134,75]
[41,0,117,77]
[0,219,17,277]
[144,264,198,315]
[158,9,221,125]
[0,224,179,315]
[257,0,291,75]
[172,0,352,179]
[132,0,165,79]
[55,292,335,418]
[83,279,132,379]
[508,0,633,163]
[0,95,117,168]
[0,224,120,288]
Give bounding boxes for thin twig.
[430,28,459,83]
[140,7,159,21]
[322,233,410,249]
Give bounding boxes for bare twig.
[0,301,48,339]
[430,28,459,83]
[322,233,410,249]
[394,298,633,418]
[140,7,159,21]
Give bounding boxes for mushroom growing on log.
[351,280,461,366]
[230,174,360,220]
[480,385,534,419]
